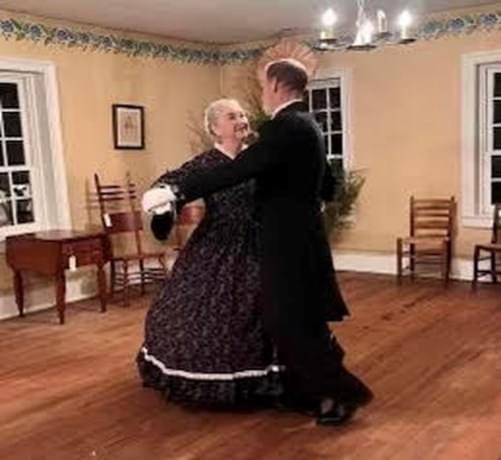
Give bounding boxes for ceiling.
[0,0,497,44]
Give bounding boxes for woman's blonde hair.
[203,98,242,137]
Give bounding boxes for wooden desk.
[5,230,109,324]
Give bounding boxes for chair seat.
[475,243,501,251]
[400,236,449,245]
[396,196,456,286]
[403,251,446,257]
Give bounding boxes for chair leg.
[122,260,129,307]
[490,250,498,284]
[409,243,415,281]
[472,246,480,290]
[139,259,146,295]
[110,261,116,301]
[396,238,403,284]
[442,241,450,287]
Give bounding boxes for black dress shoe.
[316,385,374,426]
[316,401,358,426]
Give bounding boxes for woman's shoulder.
[182,148,220,166]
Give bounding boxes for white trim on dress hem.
[141,347,284,381]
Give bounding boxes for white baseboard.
[0,251,479,321]
[0,253,178,321]
[333,251,474,282]
[0,275,96,321]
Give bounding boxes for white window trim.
[309,67,353,170]
[461,50,500,229]
[0,57,70,244]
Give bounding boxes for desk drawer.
[62,238,104,267]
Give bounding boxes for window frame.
[306,68,352,171]
[462,50,501,228]
[0,57,70,244]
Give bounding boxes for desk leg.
[56,271,66,325]
[14,271,24,317]
[97,262,107,313]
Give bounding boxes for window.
[0,80,36,230]
[304,76,349,173]
[486,68,501,205]
[0,59,70,242]
[462,52,501,227]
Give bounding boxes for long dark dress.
[173,102,372,406]
[136,149,281,406]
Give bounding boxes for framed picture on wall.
[112,104,145,149]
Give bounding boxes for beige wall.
[0,18,220,294]
[221,31,501,258]
[2,8,501,301]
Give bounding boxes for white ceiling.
[0,0,497,44]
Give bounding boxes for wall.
[0,11,220,317]
[220,28,501,262]
[2,6,501,317]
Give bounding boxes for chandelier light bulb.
[322,8,337,28]
[377,9,388,33]
[398,10,413,39]
[361,20,375,44]
[398,10,413,28]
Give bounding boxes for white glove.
[142,185,176,214]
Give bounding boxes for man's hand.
[142,185,176,214]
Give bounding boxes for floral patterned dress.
[136,149,282,406]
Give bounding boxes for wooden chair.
[94,173,167,306]
[472,203,501,288]
[397,196,456,286]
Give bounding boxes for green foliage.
[323,161,366,237]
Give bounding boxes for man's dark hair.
[265,59,308,94]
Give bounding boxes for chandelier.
[316,0,415,51]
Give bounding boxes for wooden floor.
[0,273,500,460]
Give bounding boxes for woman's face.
[212,102,249,142]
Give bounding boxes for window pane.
[0,83,20,109]
[6,140,25,165]
[12,170,30,184]
[495,73,501,98]
[0,200,13,227]
[0,142,4,166]
[494,101,501,125]
[2,112,22,137]
[331,134,343,154]
[492,182,501,204]
[329,87,341,109]
[329,158,344,176]
[16,199,34,224]
[12,183,31,199]
[323,135,329,154]
[312,89,327,110]
[331,110,342,132]
[314,111,328,133]
[495,127,501,150]
[492,156,501,178]
[0,172,10,197]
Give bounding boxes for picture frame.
[112,104,145,149]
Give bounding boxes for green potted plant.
[323,162,365,238]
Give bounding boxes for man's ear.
[273,79,279,93]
